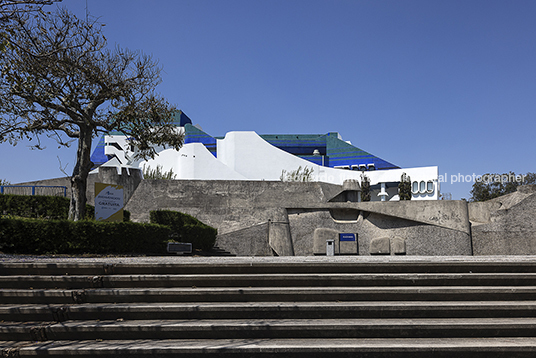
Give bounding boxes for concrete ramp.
[351,200,471,234]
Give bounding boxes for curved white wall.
[140,143,247,180]
[217,131,321,180]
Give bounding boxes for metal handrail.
[0,185,67,197]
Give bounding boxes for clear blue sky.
[1,0,535,200]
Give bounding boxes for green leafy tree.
[469,172,536,202]
[360,173,371,202]
[0,8,182,220]
[524,172,536,185]
[398,172,412,201]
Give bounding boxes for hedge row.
[0,217,170,255]
[0,194,130,221]
[150,210,217,251]
[0,195,215,255]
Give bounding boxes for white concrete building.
[90,111,439,201]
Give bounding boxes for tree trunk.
[69,126,94,221]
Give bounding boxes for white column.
[378,183,389,202]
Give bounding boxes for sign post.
[339,233,358,255]
[95,183,124,222]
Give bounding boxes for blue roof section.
[260,134,327,156]
[90,136,109,169]
[173,110,192,127]
[260,133,399,170]
[107,110,191,136]
[184,123,217,157]
[90,110,399,171]
[325,133,399,170]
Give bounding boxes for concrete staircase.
[2,257,536,357]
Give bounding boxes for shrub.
[0,194,130,221]
[280,166,314,182]
[361,174,371,202]
[150,210,217,251]
[0,217,170,255]
[143,164,177,180]
[398,173,412,201]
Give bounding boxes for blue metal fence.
[0,185,67,197]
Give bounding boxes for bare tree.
[0,7,183,220]
[1,0,61,49]
[0,0,59,19]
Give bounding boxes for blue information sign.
[339,233,356,242]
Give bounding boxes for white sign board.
[95,183,124,222]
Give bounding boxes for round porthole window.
[419,181,426,193]
[412,181,419,194]
[427,181,434,193]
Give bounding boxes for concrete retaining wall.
[125,180,472,256]
[288,209,471,256]
[470,185,536,255]
[125,180,341,230]
[23,175,536,257]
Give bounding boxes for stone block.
[342,179,361,192]
[215,222,271,256]
[391,236,406,255]
[370,237,390,255]
[269,221,294,256]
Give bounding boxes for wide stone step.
[3,317,536,341]
[4,258,536,276]
[2,286,536,304]
[3,273,536,289]
[3,338,536,357]
[2,257,536,356]
[3,301,536,321]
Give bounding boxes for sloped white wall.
[217,131,320,181]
